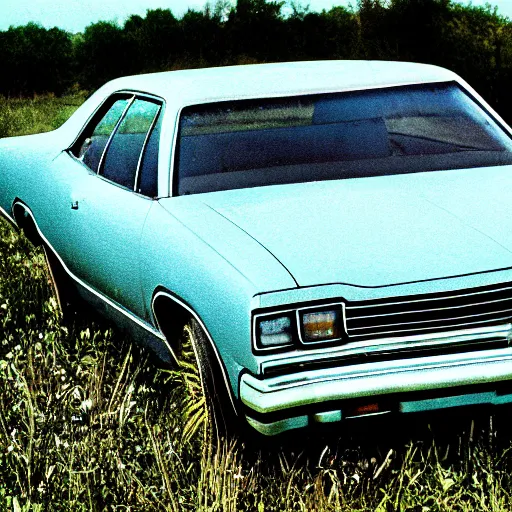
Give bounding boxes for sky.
[2,0,512,33]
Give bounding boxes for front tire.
[178,318,238,444]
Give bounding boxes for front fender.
[140,200,276,397]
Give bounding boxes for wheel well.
[152,292,191,358]
[152,290,239,416]
[12,202,42,246]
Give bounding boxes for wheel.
[43,245,85,322]
[177,318,238,444]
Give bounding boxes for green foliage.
[224,0,286,59]
[122,9,181,75]
[0,23,73,97]
[75,22,132,90]
[0,95,84,138]
[2,0,512,125]
[4,70,512,512]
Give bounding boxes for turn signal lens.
[302,309,341,342]
[258,315,293,348]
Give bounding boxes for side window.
[76,97,130,173]
[101,99,160,190]
[137,109,162,197]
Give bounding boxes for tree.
[0,23,73,96]
[124,9,180,72]
[75,21,129,89]
[179,8,224,66]
[225,0,286,60]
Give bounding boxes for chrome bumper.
[241,324,512,435]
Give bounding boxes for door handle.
[71,200,79,210]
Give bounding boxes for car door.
[46,93,163,320]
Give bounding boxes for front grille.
[345,281,512,341]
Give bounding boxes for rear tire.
[43,245,85,322]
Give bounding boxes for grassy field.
[2,97,512,511]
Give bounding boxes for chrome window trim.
[97,95,135,176]
[68,90,167,195]
[67,94,114,151]
[94,172,155,197]
[168,108,182,197]
[67,89,166,152]
[67,153,100,175]
[134,103,162,194]
[66,149,155,197]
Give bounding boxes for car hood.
[194,165,512,288]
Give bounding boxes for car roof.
[56,60,467,152]
[102,60,457,107]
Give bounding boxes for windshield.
[175,82,512,195]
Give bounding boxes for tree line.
[3,0,512,121]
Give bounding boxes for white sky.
[1,0,512,33]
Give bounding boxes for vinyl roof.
[100,60,457,107]
[57,60,463,147]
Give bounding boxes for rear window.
[175,82,512,195]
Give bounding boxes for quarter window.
[102,99,160,190]
[77,97,129,173]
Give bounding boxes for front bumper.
[241,324,512,435]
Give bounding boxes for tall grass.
[2,96,512,510]
[0,94,86,138]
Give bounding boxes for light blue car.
[2,60,512,436]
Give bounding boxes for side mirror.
[78,138,92,160]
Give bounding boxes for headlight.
[256,314,294,349]
[253,303,345,352]
[300,307,343,343]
